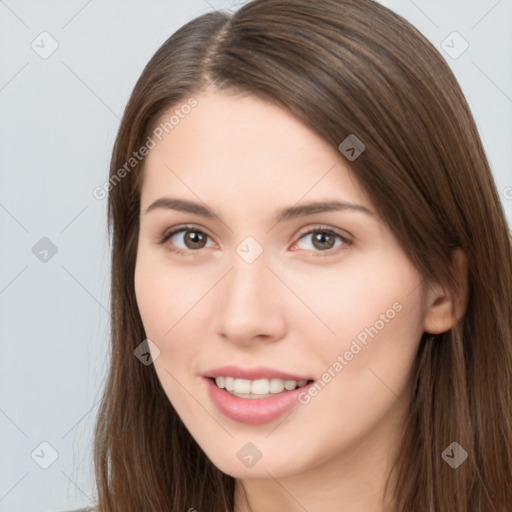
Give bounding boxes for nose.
[214,249,287,347]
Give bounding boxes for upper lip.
[204,364,313,382]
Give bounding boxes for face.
[134,88,429,482]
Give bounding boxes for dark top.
[62,508,95,512]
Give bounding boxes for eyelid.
[158,223,212,242]
[294,224,352,243]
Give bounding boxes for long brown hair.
[93,0,512,510]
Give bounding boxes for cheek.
[305,252,425,380]
[284,253,422,346]
[293,291,424,460]
[135,246,192,331]
[314,278,425,419]
[134,254,204,414]
[134,250,212,363]
[134,255,168,337]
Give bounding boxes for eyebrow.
[143,197,374,223]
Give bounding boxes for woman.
[71,0,512,510]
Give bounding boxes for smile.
[214,376,310,398]
[205,377,315,424]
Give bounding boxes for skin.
[134,87,468,512]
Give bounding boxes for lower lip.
[205,377,313,425]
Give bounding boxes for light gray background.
[0,1,511,511]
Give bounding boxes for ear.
[423,248,469,335]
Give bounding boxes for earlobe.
[423,248,469,335]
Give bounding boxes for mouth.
[204,375,316,424]
[203,365,316,423]
[209,376,314,399]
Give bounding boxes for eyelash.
[157,224,352,258]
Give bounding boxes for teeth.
[214,376,308,396]
[284,380,297,391]
[234,378,251,394]
[269,378,285,393]
[225,377,235,391]
[251,379,270,394]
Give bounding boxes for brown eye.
[294,227,351,255]
[311,231,337,250]
[160,227,214,254]
[181,230,208,249]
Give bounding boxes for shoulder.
[60,508,96,512]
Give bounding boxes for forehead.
[140,89,370,214]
